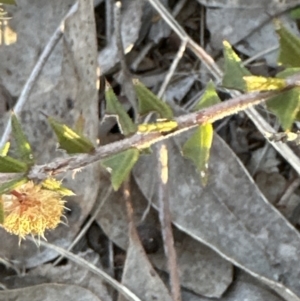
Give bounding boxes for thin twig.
[114,1,138,120]
[156,142,181,301]
[27,238,142,301]
[53,185,113,266]
[0,2,79,150]
[105,0,113,44]
[24,87,298,182]
[158,39,188,99]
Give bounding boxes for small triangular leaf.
[0,156,28,173]
[182,124,213,186]
[0,176,27,195]
[276,68,300,79]
[267,87,300,131]
[11,113,34,164]
[41,178,75,196]
[0,142,10,157]
[194,81,221,111]
[0,200,4,224]
[133,80,174,119]
[275,20,300,67]
[101,148,140,191]
[222,41,251,91]
[243,76,287,91]
[105,82,137,136]
[48,117,95,154]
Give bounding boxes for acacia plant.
[0,19,300,243]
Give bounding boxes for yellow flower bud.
[0,181,66,242]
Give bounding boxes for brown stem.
[156,142,181,301]
[26,87,285,181]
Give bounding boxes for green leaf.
[194,81,221,111]
[182,124,213,186]
[0,0,16,5]
[276,68,300,79]
[275,20,300,67]
[11,113,34,164]
[0,176,27,195]
[101,148,140,191]
[41,178,75,196]
[222,40,251,91]
[290,7,300,19]
[48,117,95,154]
[133,80,173,119]
[0,200,3,224]
[243,76,287,91]
[0,156,28,172]
[105,82,137,136]
[267,87,300,131]
[0,142,10,157]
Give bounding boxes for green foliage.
[222,40,251,91]
[276,68,300,79]
[275,20,300,67]
[0,176,27,195]
[11,113,34,165]
[133,80,174,119]
[138,120,178,134]
[243,76,287,92]
[101,148,140,191]
[267,87,300,131]
[48,117,95,154]
[194,81,221,110]
[290,7,300,19]
[182,82,219,185]
[105,81,137,136]
[41,178,75,196]
[0,142,10,156]
[0,156,28,173]
[0,0,16,4]
[182,124,213,186]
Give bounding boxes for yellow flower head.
[0,181,66,241]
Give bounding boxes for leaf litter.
[1,0,300,300]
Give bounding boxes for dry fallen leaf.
[133,131,300,301]
[96,172,233,298]
[0,0,100,267]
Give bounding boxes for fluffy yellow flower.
[0,181,66,241]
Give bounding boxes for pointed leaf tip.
[105,81,137,136]
[41,178,75,196]
[48,117,95,154]
[133,80,173,119]
[182,124,213,186]
[194,81,221,111]
[101,148,140,191]
[11,113,34,164]
[275,20,300,68]
[222,41,251,91]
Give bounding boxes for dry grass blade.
[156,143,181,301]
[28,238,142,301]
